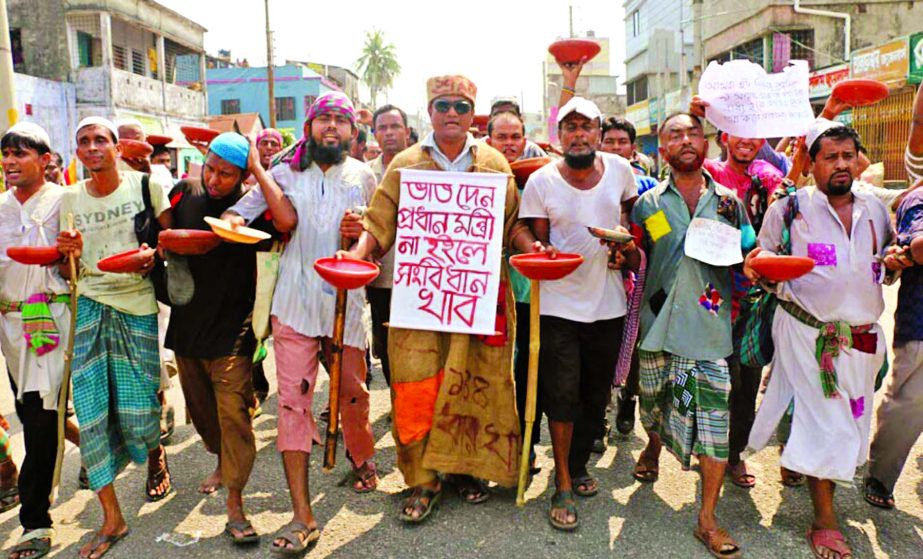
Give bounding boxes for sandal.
[633,451,659,483]
[224,520,260,545]
[270,521,319,556]
[781,466,806,487]
[145,450,172,502]
[350,461,379,494]
[9,528,52,559]
[728,461,756,489]
[548,490,578,531]
[0,486,20,513]
[807,527,852,559]
[449,475,490,504]
[572,475,599,497]
[399,485,442,524]
[694,526,742,559]
[615,389,637,435]
[160,405,175,444]
[863,477,895,510]
[78,466,90,491]
[78,528,128,559]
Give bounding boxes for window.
[221,99,240,115]
[303,95,317,114]
[275,97,296,121]
[77,31,95,68]
[787,29,815,69]
[731,37,764,67]
[131,48,146,76]
[9,29,23,72]
[112,45,128,71]
[632,11,640,38]
[626,76,648,106]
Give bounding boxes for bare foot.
[199,468,222,494]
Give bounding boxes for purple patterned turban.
[305,91,356,127]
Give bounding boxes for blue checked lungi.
[638,350,730,468]
[72,296,161,490]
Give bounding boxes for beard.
[731,152,756,166]
[563,149,596,170]
[667,150,706,173]
[307,137,350,166]
[824,175,854,196]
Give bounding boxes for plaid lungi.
[72,297,161,490]
[639,350,730,468]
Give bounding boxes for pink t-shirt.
[703,158,783,204]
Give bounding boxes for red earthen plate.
[750,255,815,282]
[158,229,221,255]
[548,39,601,65]
[6,246,61,266]
[510,252,584,281]
[314,257,380,290]
[510,157,553,187]
[146,134,173,146]
[832,79,889,107]
[119,139,154,159]
[180,126,220,144]
[97,248,150,274]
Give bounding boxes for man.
[363,139,381,162]
[150,145,172,175]
[350,128,367,161]
[115,118,152,174]
[489,97,546,159]
[342,75,541,523]
[0,123,69,559]
[487,111,534,163]
[256,128,284,169]
[57,117,172,559]
[745,120,891,559]
[631,112,752,558]
[164,133,278,545]
[363,104,411,386]
[44,152,65,185]
[224,92,375,554]
[520,97,637,530]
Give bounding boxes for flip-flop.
[781,467,806,487]
[449,475,490,504]
[572,475,599,497]
[694,526,742,559]
[0,486,20,513]
[79,528,129,559]
[399,486,442,524]
[350,461,379,494]
[633,453,659,483]
[807,527,852,559]
[145,454,172,502]
[728,462,756,489]
[549,490,578,532]
[863,477,895,510]
[270,521,320,556]
[225,520,260,545]
[10,528,53,559]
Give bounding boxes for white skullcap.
[805,117,845,153]
[3,122,51,149]
[556,96,602,125]
[75,116,119,142]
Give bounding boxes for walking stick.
[51,213,78,492]
[322,237,351,472]
[516,279,540,507]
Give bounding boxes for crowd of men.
[0,60,921,559]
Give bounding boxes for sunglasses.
[433,99,473,114]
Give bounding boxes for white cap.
[556,96,602,125]
[75,116,119,142]
[116,117,144,130]
[805,117,845,153]
[3,122,51,149]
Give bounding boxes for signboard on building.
[850,37,910,87]
[910,32,923,85]
[626,100,651,136]
[808,64,849,99]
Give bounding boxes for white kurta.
[232,157,377,349]
[748,187,891,481]
[0,184,70,410]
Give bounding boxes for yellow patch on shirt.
[644,210,672,242]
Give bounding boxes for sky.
[157,0,627,117]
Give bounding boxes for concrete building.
[7,0,209,173]
[206,64,340,138]
[286,60,361,106]
[543,32,626,143]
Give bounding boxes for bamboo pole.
[516,279,541,507]
[323,237,351,472]
[51,214,78,493]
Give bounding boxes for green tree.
[354,29,401,108]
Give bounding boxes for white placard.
[684,217,743,267]
[390,169,506,335]
[698,59,815,138]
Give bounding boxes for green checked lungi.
[639,350,730,468]
[72,296,161,490]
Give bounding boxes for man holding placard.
[630,112,754,558]
[343,75,543,524]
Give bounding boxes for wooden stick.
[51,213,78,493]
[323,237,351,472]
[516,279,541,507]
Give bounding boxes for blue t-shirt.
[894,188,923,344]
[635,174,659,195]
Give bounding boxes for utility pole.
[569,5,574,38]
[0,0,18,131]
[264,0,276,127]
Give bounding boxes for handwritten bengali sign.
[684,217,743,267]
[390,169,506,335]
[699,59,814,138]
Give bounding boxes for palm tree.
[354,29,401,108]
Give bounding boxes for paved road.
[0,287,920,558]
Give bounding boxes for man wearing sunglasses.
[340,74,544,524]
